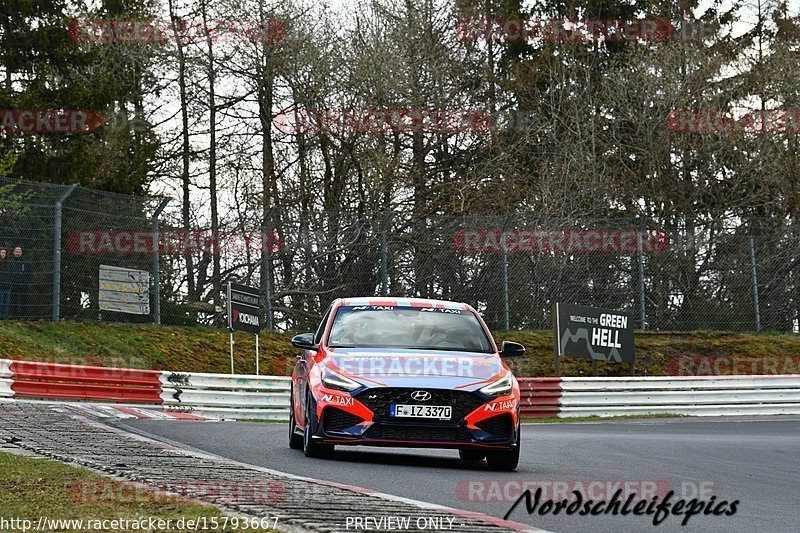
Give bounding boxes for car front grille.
[354,388,485,424]
[322,408,364,432]
[363,424,472,442]
[476,414,513,437]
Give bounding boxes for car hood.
[326,347,504,389]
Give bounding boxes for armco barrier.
[7,360,163,403]
[0,359,12,398]
[519,375,800,418]
[0,359,291,420]
[3,359,799,420]
[518,377,562,418]
[160,371,290,420]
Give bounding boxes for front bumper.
[313,387,519,449]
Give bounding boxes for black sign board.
[227,282,261,334]
[554,303,635,364]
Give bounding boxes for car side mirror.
[291,332,318,351]
[500,341,525,357]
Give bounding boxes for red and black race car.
[289,297,524,470]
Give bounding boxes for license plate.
[390,404,452,420]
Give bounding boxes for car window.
[328,305,493,353]
[314,305,332,344]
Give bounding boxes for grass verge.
[0,451,275,532]
[2,320,800,377]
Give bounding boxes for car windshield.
[327,305,493,353]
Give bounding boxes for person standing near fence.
[0,248,10,319]
[9,246,31,319]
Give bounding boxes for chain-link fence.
[0,177,164,323]
[270,211,798,333]
[2,177,797,333]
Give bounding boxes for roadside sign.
[98,265,150,315]
[553,303,635,372]
[226,282,261,334]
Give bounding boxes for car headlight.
[321,367,362,392]
[479,373,514,397]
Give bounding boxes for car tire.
[459,449,486,463]
[289,386,303,450]
[486,424,521,471]
[303,391,334,459]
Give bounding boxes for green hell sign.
[554,303,635,364]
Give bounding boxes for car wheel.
[303,391,334,459]
[459,449,486,463]
[486,424,521,471]
[288,386,303,450]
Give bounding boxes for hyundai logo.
[410,391,432,401]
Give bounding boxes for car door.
[295,305,332,424]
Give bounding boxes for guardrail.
[517,377,561,418]
[519,375,800,418]
[3,359,799,420]
[160,371,290,420]
[0,359,13,398]
[5,359,164,403]
[0,359,290,420]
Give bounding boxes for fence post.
[150,198,170,325]
[748,219,761,332]
[380,213,395,297]
[261,207,276,330]
[637,217,648,330]
[502,214,516,330]
[51,184,77,322]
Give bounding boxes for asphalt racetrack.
[115,417,800,533]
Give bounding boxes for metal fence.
[1,177,798,333]
[0,177,164,324]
